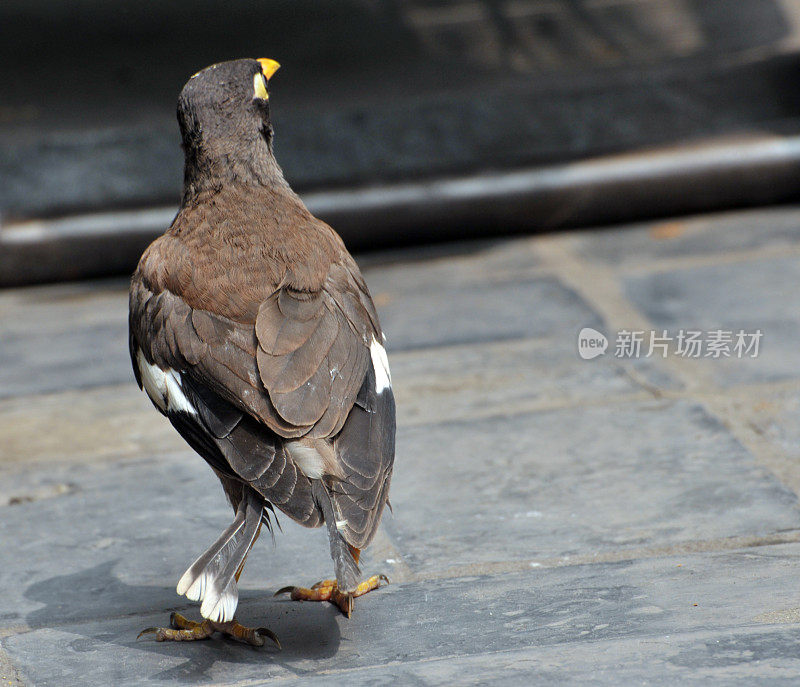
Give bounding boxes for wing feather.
[130,242,392,534]
[329,364,396,548]
[256,307,339,392]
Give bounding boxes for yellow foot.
[137,612,280,648]
[275,574,389,617]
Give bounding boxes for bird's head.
[177,58,283,196]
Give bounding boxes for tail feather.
[176,489,267,623]
[200,500,263,622]
[176,506,246,599]
[312,480,361,591]
[262,501,281,542]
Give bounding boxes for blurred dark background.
[3,0,800,285]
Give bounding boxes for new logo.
[578,327,608,360]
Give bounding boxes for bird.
[129,58,395,647]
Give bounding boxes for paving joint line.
[416,529,800,582]
[0,644,25,687]
[217,621,800,686]
[533,235,800,499]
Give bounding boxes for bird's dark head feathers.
[177,58,284,196]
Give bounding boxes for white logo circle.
[578,328,608,360]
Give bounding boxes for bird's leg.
[137,523,280,648]
[275,575,389,617]
[274,546,389,617]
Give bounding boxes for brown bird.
[129,58,395,646]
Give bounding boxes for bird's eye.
[253,73,268,101]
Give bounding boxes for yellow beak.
[257,58,281,80]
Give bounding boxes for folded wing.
[130,252,394,545]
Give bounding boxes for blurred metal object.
[4,134,800,287]
[3,0,800,285]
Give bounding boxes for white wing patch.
[136,349,197,416]
[370,336,392,393]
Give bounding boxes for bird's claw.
[255,627,282,650]
[136,627,159,640]
[137,615,278,647]
[274,573,389,616]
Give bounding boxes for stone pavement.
[1,207,800,684]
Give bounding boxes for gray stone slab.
[365,254,682,408]
[0,451,388,634]
[390,335,680,428]
[6,545,800,685]
[360,238,543,295]
[365,252,680,394]
[572,206,800,267]
[2,216,799,685]
[391,338,631,427]
[386,399,799,576]
[747,386,800,462]
[0,386,187,468]
[377,274,603,352]
[623,256,800,386]
[264,628,800,686]
[0,279,132,398]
